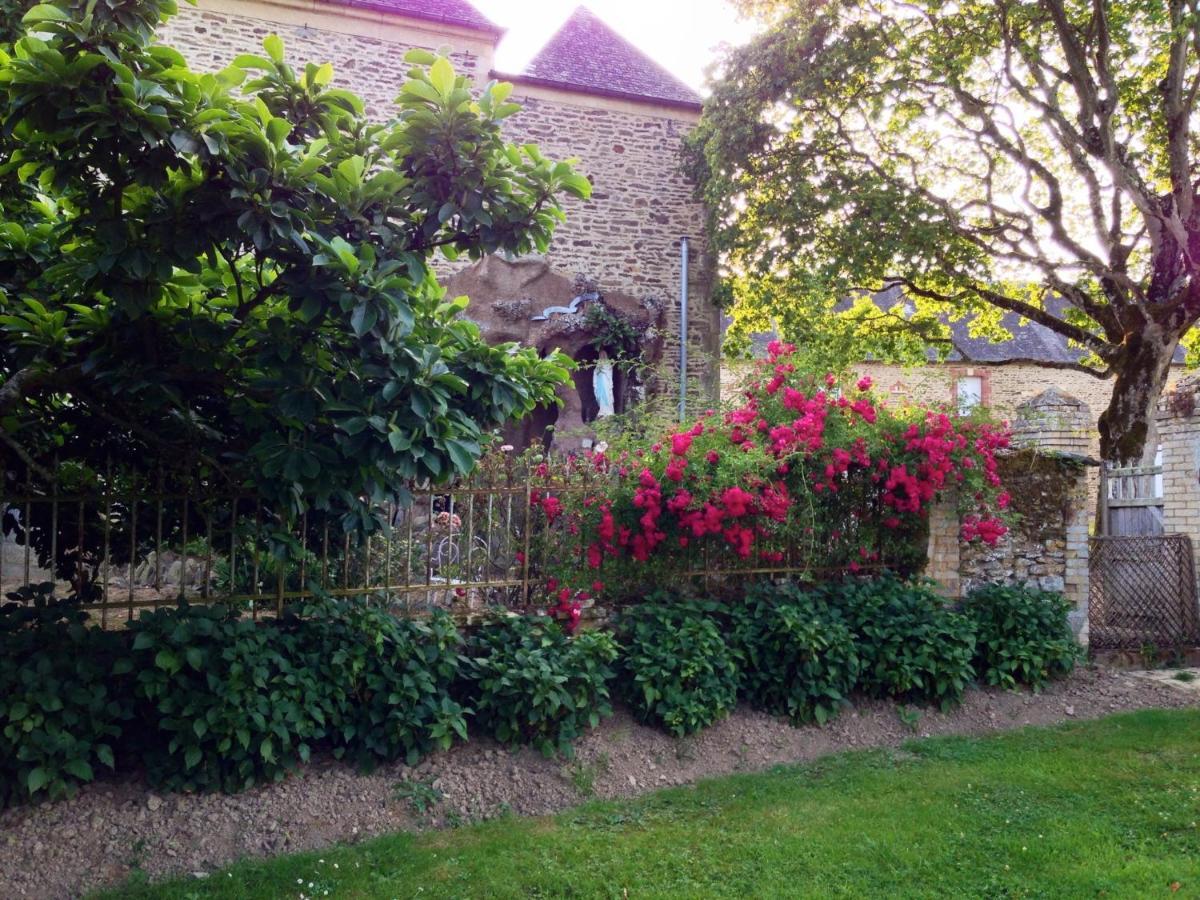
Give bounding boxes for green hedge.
[0,585,132,807]
[731,584,861,724]
[462,615,618,757]
[283,601,467,767]
[616,600,739,736]
[0,576,1081,807]
[961,583,1079,690]
[824,576,977,710]
[127,603,331,792]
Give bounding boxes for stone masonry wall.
[952,451,1092,641]
[159,4,488,121]
[160,0,718,403]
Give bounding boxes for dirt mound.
[0,666,1194,899]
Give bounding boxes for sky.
[469,0,760,93]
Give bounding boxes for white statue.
[593,351,615,418]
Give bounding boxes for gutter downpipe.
[679,236,689,423]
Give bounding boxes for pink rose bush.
[531,343,1011,617]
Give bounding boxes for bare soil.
[1,665,1196,899]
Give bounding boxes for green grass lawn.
[102,709,1200,899]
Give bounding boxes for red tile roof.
[509,6,701,110]
[330,0,504,37]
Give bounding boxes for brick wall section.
[924,500,960,599]
[1159,376,1200,542]
[160,1,718,402]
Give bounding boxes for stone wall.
[928,450,1093,641]
[921,383,1095,645]
[158,0,493,119]
[159,0,718,404]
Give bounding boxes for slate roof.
[507,6,702,110]
[737,287,1188,365]
[331,0,504,36]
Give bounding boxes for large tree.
[0,0,585,546]
[688,0,1200,465]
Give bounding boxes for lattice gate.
[1089,534,1200,650]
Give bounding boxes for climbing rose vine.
[530,343,1011,621]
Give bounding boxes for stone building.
[160,0,718,449]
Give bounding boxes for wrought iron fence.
[1,452,888,626]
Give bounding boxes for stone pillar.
[1062,470,1091,642]
[1012,389,1093,641]
[925,498,961,598]
[1012,388,1092,455]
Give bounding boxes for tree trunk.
[1097,326,1179,468]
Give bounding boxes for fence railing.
[1,453,889,626]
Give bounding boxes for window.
[956,375,983,414]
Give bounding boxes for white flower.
[500,444,514,453]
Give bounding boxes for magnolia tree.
[688,0,1200,467]
[0,0,586,566]
[531,346,1012,627]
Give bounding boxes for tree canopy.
[0,0,587,534]
[688,0,1200,463]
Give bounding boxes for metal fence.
[1089,534,1200,650]
[1,455,555,625]
[1,453,890,626]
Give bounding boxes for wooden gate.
[1089,534,1200,650]
[1099,463,1163,536]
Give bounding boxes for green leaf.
[312,62,334,86]
[429,57,455,96]
[23,4,72,24]
[263,33,285,63]
[26,768,48,794]
[402,80,443,104]
[63,758,94,782]
[350,303,377,337]
[404,48,437,65]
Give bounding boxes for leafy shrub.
[526,342,1013,608]
[127,603,325,792]
[0,585,132,807]
[615,600,739,736]
[730,583,860,724]
[961,583,1079,690]
[284,601,467,767]
[463,615,618,756]
[826,577,976,709]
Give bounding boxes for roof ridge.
[329,0,504,37]
[513,5,701,109]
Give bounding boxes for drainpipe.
[679,236,689,422]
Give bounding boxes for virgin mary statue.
[593,351,615,418]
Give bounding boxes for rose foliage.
[532,343,1012,610]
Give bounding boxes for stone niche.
[443,256,665,453]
